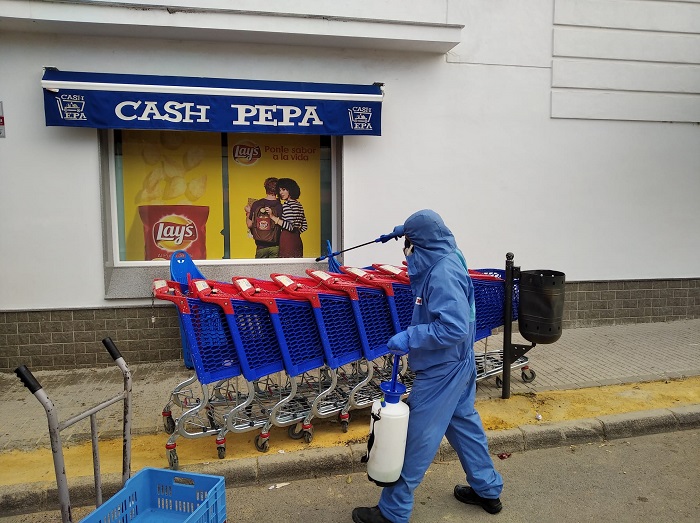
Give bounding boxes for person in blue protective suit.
[353,209,503,523]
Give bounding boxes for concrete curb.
[2,405,699,516]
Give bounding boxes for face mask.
[403,237,414,257]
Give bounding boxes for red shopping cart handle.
[152,279,191,313]
[339,266,395,296]
[270,274,328,308]
[468,270,503,281]
[306,269,360,300]
[372,264,410,284]
[231,277,281,313]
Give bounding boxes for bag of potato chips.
[139,205,209,260]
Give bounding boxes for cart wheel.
[338,412,351,433]
[288,423,305,440]
[217,446,226,459]
[521,369,537,383]
[163,415,176,435]
[167,449,179,470]
[304,428,314,444]
[495,376,503,388]
[255,435,270,453]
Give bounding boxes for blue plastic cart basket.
[196,280,287,382]
[272,274,366,369]
[306,269,394,361]
[170,250,206,369]
[470,268,519,342]
[153,279,242,385]
[232,277,326,377]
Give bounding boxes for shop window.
[111,130,334,262]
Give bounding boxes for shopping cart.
[373,263,534,386]
[226,276,334,447]
[470,268,534,385]
[15,338,227,523]
[271,274,371,432]
[153,278,251,467]
[163,250,233,458]
[305,268,411,414]
[333,265,418,402]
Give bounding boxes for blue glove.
[387,330,410,355]
[376,225,405,243]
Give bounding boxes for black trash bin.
[518,270,565,344]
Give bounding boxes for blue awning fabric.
[42,69,383,136]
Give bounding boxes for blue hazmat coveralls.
[378,209,503,523]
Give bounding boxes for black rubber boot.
[352,506,393,523]
[454,485,503,514]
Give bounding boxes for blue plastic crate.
[80,468,226,523]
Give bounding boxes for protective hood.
[403,209,457,291]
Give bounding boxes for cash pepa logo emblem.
[348,106,373,131]
[55,94,87,121]
[152,215,198,251]
[232,140,262,166]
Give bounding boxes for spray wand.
[315,225,405,262]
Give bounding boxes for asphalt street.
[4,430,698,523]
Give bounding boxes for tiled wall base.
[1,278,698,372]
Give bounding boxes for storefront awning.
[42,69,383,136]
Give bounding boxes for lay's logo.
[153,215,198,251]
[232,140,261,166]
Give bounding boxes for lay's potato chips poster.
[120,130,224,261]
[228,133,321,259]
[118,130,321,261]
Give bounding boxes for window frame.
[100,129,343,299]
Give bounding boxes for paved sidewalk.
[1,319,699,515]
[2,319,698,452]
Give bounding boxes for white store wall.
[0,0,698,311]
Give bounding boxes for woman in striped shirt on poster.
[266,177,308,257]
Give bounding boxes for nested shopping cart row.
[154,252,527,468]
[153,265,416,468]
